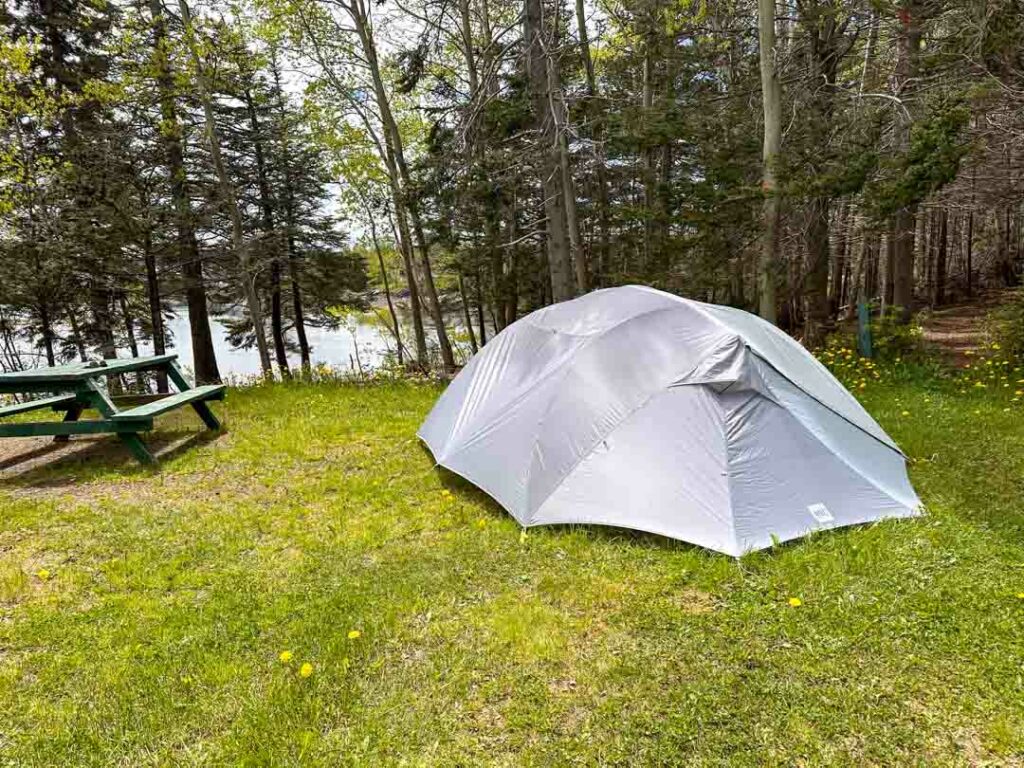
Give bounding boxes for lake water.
[161,309,396,380]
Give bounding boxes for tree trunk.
[387,202,428,366]
[365,199,404,365]
[476,271,488,345]
[458,273,479,355]
[933,208,947,306]
[966,209,974,297]
[179,0,272,376]
[803,196,831,346]
[141,225,169,392]
[269,51,311,372]
[148,0,219,384]
[244,88,290,378]
[757,0,782,323]
[891,3,922,323]
[525,0,575,302]
[574,0,610,283]
[347,0,454,371]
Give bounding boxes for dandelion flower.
[36,569,50,581]
[348,630,361,640]
[441,489,452,498]
[787,597,802,607]
[1017,592,1024,600]
[901,411,910,416]
[279,650,293,663]
[299,663,314,678]
[476,518,487,528]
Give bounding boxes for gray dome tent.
[419,285,921,556]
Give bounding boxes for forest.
[1,0,1022,380]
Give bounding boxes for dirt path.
[918,288,1019,366]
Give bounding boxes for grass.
[0,366,1023,766]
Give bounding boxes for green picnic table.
[0,354,225,465]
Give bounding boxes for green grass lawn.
[1,369,1023,766]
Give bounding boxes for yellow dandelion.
[299,663,314,678]
[788,597,802,607]
[279,650,293,663]
[901,411,910,416]
[441,489,452,497]
[476,518,487,528]
[36,569,50,581]
[1017,592,1024,600]
[347,630,361,640]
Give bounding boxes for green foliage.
[866,98,972,219]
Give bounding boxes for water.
[160,309,395,380]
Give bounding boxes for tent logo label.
[807,503,834,524]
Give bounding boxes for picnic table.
[0,354,225,465]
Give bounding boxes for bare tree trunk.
[269,51,312,372]
[458,273,479,354]
[364,199,404,366]
[475,271,488,345]
[245,88,290,378]
[933,208,948,306]
[525,0,574,302]
[67,309,87,363]
[38,304,56,367]
[891,3,922,322]
[757,0,782,323]
[348,0,455,370]
[574,0,610,284]
[179,0,272,376]
[803,197,830,346]
[148,0,219,384]
[966,209,974,297]
[387,202,428,366]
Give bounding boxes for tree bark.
[269,51,312,372]
[148,0,219,384]
[933,208,947,306]
[179,0,272,376]
[458,272,479,354]
[244,88,290,378]
[525,0,575,302]
[803,196,831,346]
[365,198,404,366]
[573,0,610,283]
[757,0,782,323]
[348,0,455,370]
[891,2,922,322]
[141,224,169,392]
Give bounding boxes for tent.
[419,285,921,556]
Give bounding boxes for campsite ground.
[1,360,1023,765]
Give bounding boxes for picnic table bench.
[0,354,225,465]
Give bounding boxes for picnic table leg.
[118,433,157,465]
[165,360,222,431]
[53,402,84,444]
[82,384,156,465]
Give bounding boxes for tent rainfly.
[419,285,922,556]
